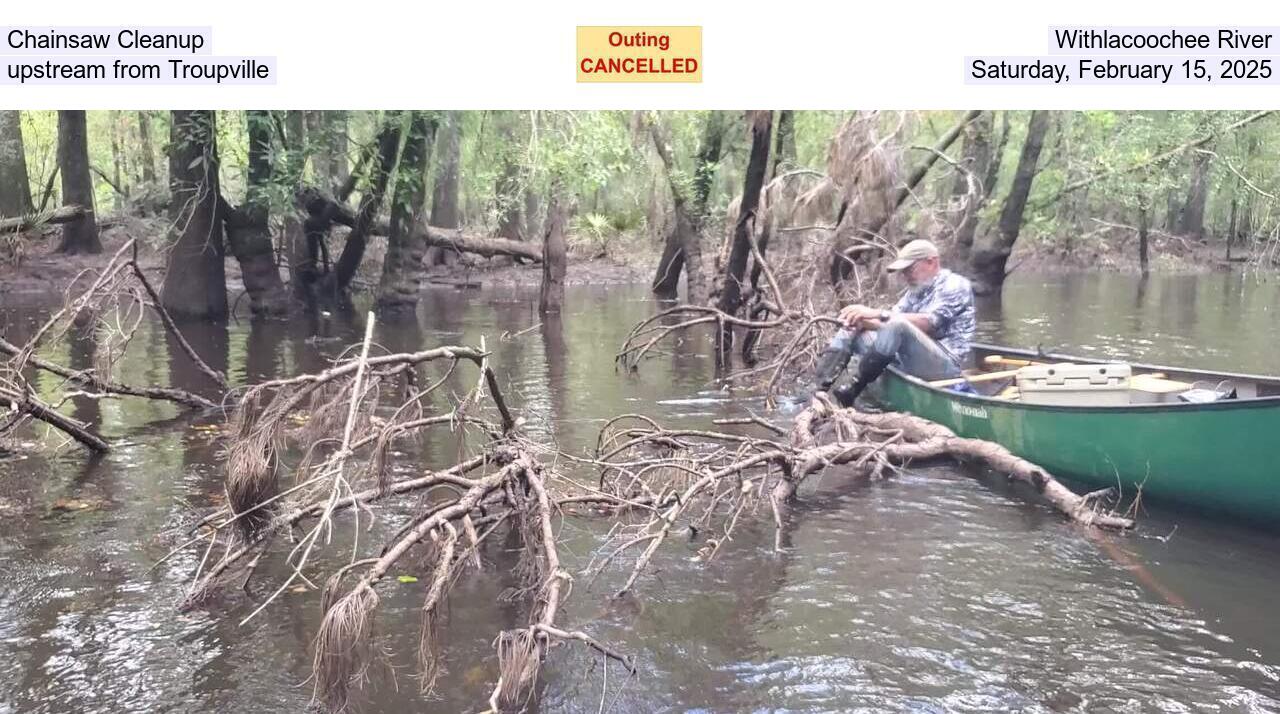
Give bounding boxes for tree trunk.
[161,110,227,319]
[306,110,350,192]
[430,111,462,228]
[539,190,568,315]
[683,112,730,305]
[1230,134,1260,257]
[36,166,58,213]
[331,118,401,294]
[224,110,290,315]
[1164,189,1178,231]
[284,111,316,301]
[1178,150,1211,240]
[691,112,729,218]
[986,110,1011,196]
[524,189,541,246]
[1226,192,1238,261]
[136,111,157,184]
[770,110,796,179]
[649,116,685,300]
[1052,113,1084,248]
[377,113,436,312]
[951,110,994,260]
[306,111,331,188]
[494,113,524,242]
[330,112,349,190]
[427,111,462,267]
[56,111,102,254]
[969,110,1050,295]
[651,111,728,301]
[109,111,126,207]
[714,110,772,365]
[651,212,688,300]
[646,176,667,246]
[1138,197,1150,274]
[0,110,34,217]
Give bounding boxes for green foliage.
[569,208,647,257]
[8,108,1280,262]
[571,212,615,255]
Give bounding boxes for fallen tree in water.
[301,188,543,269]
[0,238,223,452]
[585,394,1132,598]
[161,313,1131,712]
[780,395,1134,529]
[164,314,642,713]
[4,233,1138,712]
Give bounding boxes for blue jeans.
[827,317,963,381]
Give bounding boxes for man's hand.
[837,304,876,328]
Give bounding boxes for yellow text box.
[577,26,702,83]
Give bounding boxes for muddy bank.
[7,216,1271,312]
[418,254,653,289]
[0,218,170,304]
[1009,231,1278,275]
[1,222,659,309]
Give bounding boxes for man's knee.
[880,316,914,335]
[827,329,856,351]
[870,317,913,354]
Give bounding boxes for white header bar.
[1,0,1277,108]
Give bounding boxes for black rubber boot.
[832,350,894,407]
[812,343,853,392]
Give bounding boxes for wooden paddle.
[983,355,1039,368]
[930,369,1023,388]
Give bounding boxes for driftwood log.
[778,396,1135,530]
[401,223,542,263]
[0,204,87,232]
[308,190,543,264]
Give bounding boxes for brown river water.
[1,271,1278,713]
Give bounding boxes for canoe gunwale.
[882,342,1280,415]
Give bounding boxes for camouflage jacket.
[892,268,976,361]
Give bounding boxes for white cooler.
[1015,363,1132,406]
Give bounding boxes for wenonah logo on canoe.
[950,402,989,419]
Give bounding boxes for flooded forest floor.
[0,219,653,304]
[4,215,1276,311]
[2,222,1280,711]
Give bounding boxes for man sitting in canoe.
[813,238,976,407]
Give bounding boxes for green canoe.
[872,343,1280,526]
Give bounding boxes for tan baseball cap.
[887,239,939,271]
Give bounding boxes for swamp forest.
[1,109,1279,712]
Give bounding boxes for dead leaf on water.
[462,664,490,687]
[53,498,93,511]
[47,497,107,515]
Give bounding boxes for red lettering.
[580,56,699,74]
